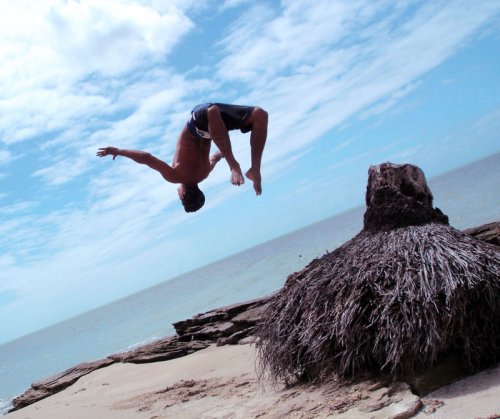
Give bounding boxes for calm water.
[1,152,499,414]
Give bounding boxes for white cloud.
[358,81,421,121]
[29,68,211,186]
[0,0,192,82]
[33,155,89,186]
[24,0,498,273]
[219,0,253,11]
[45,0,191,76]
[216,0,385,83]
[137,0,211,14]
[1,0,499,343]
[0,0,193,146]
[0,201,38,215]
[218,0,500,170]
[0,150,11,165]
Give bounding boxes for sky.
[1,0,499,344]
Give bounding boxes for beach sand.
[415,364,500,419]
[6,343,500,419]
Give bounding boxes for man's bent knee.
[207,104,221,119]
[250,107,268,124]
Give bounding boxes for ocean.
[1,152,499,415]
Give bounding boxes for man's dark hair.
[181,185,205,212]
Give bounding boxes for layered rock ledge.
[10,296,271,412]
[9,222,499,413]
[463,221,500,246]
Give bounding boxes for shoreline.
[5,343,500,419]
[4,221,500,418]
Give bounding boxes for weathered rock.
[174,296,271,344]
[389,399,423,419]
[464,221,500,246]
[178,321,239,341]
[10,338,210,412]
[173,297,269,336]
[31,358,116,391]
[408,354,468,396]
[367,381,389,392]
[215,298,270,317]
[238,336,257,345]
[11,358,115,411]
[109,336,209,363]
[10,388,53,411]
[326,380,423,418]
[364,163,448,231]
[172,312,228,334]
[232,302,271,325]
[10,296,272,412]
[216,329,253,346]
[368,383,423,419]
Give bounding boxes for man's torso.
[172,125,211,184]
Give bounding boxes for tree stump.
[256,162,500,384]
[363,163,448,231]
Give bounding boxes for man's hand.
[245,167,262,195]
[96,147,119,160]
[230,163,245,186]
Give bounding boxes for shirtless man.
[97,103,268,212]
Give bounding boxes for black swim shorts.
[186,103,255,140]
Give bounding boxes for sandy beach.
[5,343,499,419]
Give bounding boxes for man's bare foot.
[245,168,262,195]
[230,166,245,186]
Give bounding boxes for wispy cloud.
[1,0,499,343]
[0,0,193,145]
[0,150,11,166]
[216,0,500,166]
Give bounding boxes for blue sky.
[1,0,499,344]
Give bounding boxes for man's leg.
[207,105,245,186]
[245,107,268,195]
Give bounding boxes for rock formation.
[10,297,270,412]
[463,221,500,246]
[173,297,271,345]
[11,359,115,411]
[256,162,500,384]
[364,163,448,230]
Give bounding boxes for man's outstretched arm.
[97,147,181,183]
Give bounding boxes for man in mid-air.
[97,103,268,212]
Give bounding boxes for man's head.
[178,184,205,212]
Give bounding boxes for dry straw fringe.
[256,223,500,384]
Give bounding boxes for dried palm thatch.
[256,163,500,383]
